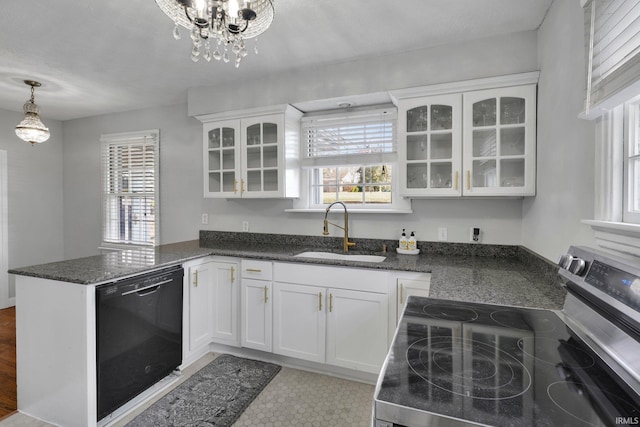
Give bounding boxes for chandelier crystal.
[155,0,275,68]
[15,81,50,145]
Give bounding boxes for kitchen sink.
[294,251,386,263]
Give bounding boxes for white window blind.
[583,0,640,117]
[100,130,159,247]
[301,106,397,167]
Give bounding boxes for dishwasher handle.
[121,279,172,296]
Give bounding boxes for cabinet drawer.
[241,260,273,280]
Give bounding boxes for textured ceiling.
[0,0,553,121]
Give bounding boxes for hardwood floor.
[0,307,16,418]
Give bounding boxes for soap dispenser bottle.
[408,232,417,251]
[399,229,408,251]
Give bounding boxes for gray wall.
[62,31,540,259]
[0,107,64,296]
[522,0,597,261]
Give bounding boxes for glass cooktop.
[374,297,640,427]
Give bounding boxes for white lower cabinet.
[326,288,388,372]
[184,256,240,363]
[272,262,390,374]
[396,274,431,322]
[273,282,326,363]
[210,259,240,346]
[240,259,274,352]
[185,259,214,354]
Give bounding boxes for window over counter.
[291,106,412,212]
[100,130,159,248]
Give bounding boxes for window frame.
[623,96,640,223]
[100,129,160,248]
[292,106,411,213]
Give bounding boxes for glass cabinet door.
[204,121,241,197]
[241,115,282,197]
[463,85,536,196]
[399,94,462,196]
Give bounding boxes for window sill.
[582,219,640,258]
[285,208,413,214]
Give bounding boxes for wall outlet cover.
[201,213,208,225]
[438,227,448,241]
[242,221,249,232]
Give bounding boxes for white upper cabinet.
[462,85,536,196]
[392,73,538,198]
[398,94,463,197]
[198,104,303,198]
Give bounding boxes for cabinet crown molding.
[389,71,540,104]
[196,104,302,124]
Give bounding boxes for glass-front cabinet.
[199,105,303,198]
[462,85,536,196]
[398,94,462,197]
[204,120,241,197]
[395,80,537,198]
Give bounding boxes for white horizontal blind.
[301,107,397,167]
[100,130,159,246]
[584,0,640,115]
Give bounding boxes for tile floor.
[0,353,375,427]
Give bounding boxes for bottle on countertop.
[399,229,408,251]
[408,231,417,251]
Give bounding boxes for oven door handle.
[122,279,173,296]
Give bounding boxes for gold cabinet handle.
[233,178,238,194]
[454,171,459,191]
[400,283,404,304]
[230,266,235,284]
[193,270,199,287]
[466,170,471,190]
[329,293,333,312]
[246,268,262,273]
[241,179,245,193]
[319,292,323,311]
[264,286,268,303]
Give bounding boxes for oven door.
[95,266,183,421]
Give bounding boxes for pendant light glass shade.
[15,81,50,145]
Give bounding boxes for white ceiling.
[0,0,553,121]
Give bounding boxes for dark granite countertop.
[9,231,566,309]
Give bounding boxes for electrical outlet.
[201,213,208,225]
[470,227,480,243]
[242,221,249,232]
[438,227,448,241]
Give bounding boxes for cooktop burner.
[375,297,640,427]
[421,303,479,321]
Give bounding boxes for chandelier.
[15,80,50,145]
[155,0,275,67]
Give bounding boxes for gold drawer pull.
[264,286,268,303]
[454,171,459,191]
[246,268,262,273]
[230,266,235,284]
[466,170,471,190]
[319,292,323,311]
[241,179,245,193]
[193,270,198,287]
[329,293,333,312]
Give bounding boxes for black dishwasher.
[96,265,183,421]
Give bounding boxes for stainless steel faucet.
[322,201,356,252]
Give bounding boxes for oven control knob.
[569,258,587,276]
[558,254,574,270]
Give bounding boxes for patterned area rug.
[127,354,281,426]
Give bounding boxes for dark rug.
[126,354,281,426]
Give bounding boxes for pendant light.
[15,80,50,145]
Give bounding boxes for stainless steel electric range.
[374,246,640,426]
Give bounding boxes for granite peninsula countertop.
[9,231,567,309]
